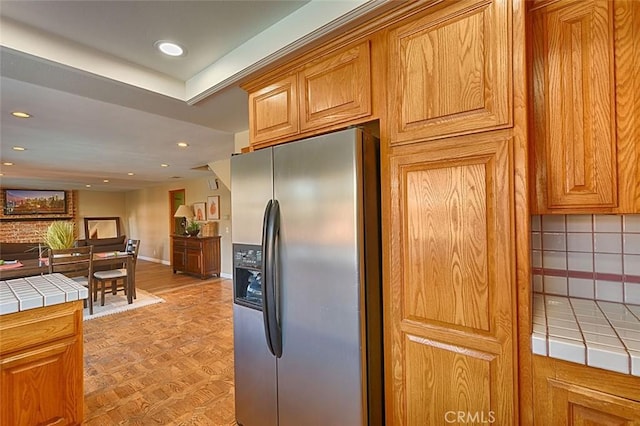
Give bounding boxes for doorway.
[169,189,186,235]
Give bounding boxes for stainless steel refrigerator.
[231,128,383,426]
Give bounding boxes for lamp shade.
[174,204,194,218]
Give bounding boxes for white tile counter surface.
[532,293,640,376]
[0,273,88,315]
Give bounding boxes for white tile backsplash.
[594,215,622,233]
[567,233,593,252]
[531,250,542,268]
[594,253,623,274]
[531,215,541,232]
[567,252,593,272]
[532,275,543,293]
[566,215,593,232]
[543,233,566,251]
[531,232,542,250]
[624,215,640,233]
[534,215,640,304]
[542,215,566,232]
[624,234,640,255]
[543,250,567,269]
[594,233,622,254]
[624,255,640,276]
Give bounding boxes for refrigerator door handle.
[261,199,282,358]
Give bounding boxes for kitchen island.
[1,274,87,426]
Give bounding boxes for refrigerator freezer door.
[233,304,277,426]
[273,128,366,426]
[231,148,273,246]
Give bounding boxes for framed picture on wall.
[207,195,220,220]
[193,202,206,221]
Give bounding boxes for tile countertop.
[532,293,640,376]
[0,273,88,315]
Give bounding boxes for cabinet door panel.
[387,135,516,425]
[299,42,371,131]
[249,75,299,144]
[548,380,640,425]
[185,249,201,274]
[405,336,495,425]
[1,339,81,426]
[531,0,617,210]
[389,0,511,144]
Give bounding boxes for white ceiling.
[0,0,390,192]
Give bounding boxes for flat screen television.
[3,189,67,215]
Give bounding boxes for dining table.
[0,252,135,304]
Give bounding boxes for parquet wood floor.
[83,260,236,425]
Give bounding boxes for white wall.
[77,191,127,239]
[125,175,233,277]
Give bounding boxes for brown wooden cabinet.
[533,356,640,425]
[530,0,640,213]
[1,301,84,426]
[248,74,299,145]
[387,0,511,145]
[246,40,372,148]
[298,42,371,132]
[172,235,221,279]
[385,133,518,425]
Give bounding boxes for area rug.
[83,289,165,320]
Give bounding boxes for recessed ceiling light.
[11,111,31,118]
[177,142,189,148]
[12,146,26,151]
[154,40,186,57]
[3,162,14,166]
[161,164,169,167]
[103,179,110,183]
[86,184,92,188]
[127,172,135,176]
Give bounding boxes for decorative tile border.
[531,214,640,304]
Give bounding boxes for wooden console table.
[171,235,221,279]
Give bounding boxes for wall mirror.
[84,217,121,239]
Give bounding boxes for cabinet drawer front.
[299,41,371,131]
[173,239,187,248]
[184,239,202,249]
[0,302,80,356]
[388,0,511,145]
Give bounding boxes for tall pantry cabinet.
[383,0,528,424]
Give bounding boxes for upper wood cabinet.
[530,0,640,213]
[246,41,372,147]
[388,0,511,145]
[385,133,517,425]
[248,74,299,145]
[299,42,371,132]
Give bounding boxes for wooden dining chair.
[93,239,140,306]
[48,245,94,314]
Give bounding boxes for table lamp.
[173,205,193,235]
